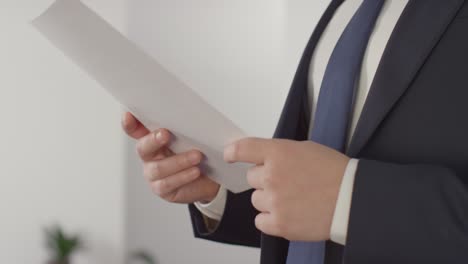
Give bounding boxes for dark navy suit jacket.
[189,1,468,263]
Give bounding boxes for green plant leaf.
[44,225,83,261]
[130,251,157,264]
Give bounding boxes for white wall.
[0,0,328,263]
[0,0,127,263]
[126,0,289,138]
[285,0,330,71]
[125,1,328,264]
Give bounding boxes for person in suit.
[122,0,468,263]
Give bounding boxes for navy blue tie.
[286,1,385,264]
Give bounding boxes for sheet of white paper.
[32,0,250,193]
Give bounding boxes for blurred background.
[0,0,328,263]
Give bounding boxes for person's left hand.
[224,138,350,241]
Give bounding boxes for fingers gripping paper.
[32,0,250,193]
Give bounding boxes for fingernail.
[155,131,164,142]
[189,151,201,164]
[224,144,235,162]
[122,113,134,131]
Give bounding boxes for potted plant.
[44,225,83,264]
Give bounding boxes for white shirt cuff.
[194,186,227,221]
[330,158,358,245]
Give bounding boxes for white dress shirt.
[195,0,409,246]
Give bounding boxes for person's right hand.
[122,112,220,204]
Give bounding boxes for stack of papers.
[32,0,250,193]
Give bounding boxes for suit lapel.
[270,0,465,263]
[347,0,465,157]
[273,0,344,141]
[265,1,344,264]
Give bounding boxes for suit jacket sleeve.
[188,189,261,247]
[345,159,468,263]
